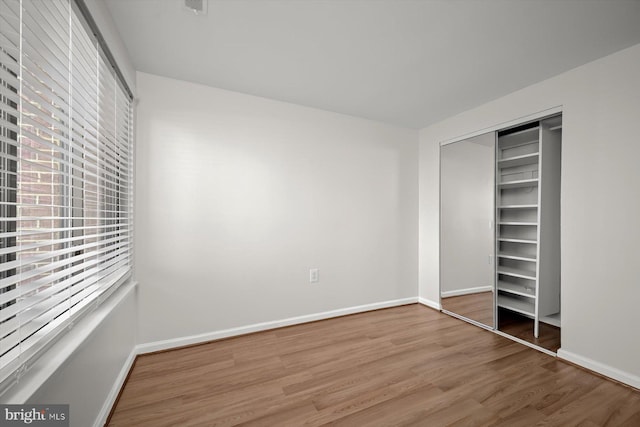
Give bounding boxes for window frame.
[0,0,134,393]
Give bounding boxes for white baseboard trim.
[94,348,137,427]
[557,349,640,390]
[441,286,493,298]
[418,297,441,310]
[136,297,419,354]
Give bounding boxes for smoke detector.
[184,0,208,15]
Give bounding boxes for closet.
[440,112,562,352]
[496,115,562,338]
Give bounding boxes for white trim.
[441,286,493,298]
[93,347,138,427]
[418,297,441,310]
[136,297,418,354]
[439,105,563,146]
[94,348,136,427]
[558,349,640,390]
[0,280,138,403]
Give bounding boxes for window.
[0,0,133,389]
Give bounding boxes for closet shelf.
[497,252,536,262]
[498,237,537,244]
[498,152,539,168]
[498,126,539,149]
[497,266,536,280]
[497,281,536,299]
[498,295,535,317]
[499,222,538,226]
[498,204,538,209]
[498,178,539,189]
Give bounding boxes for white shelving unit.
[495,116,562,338]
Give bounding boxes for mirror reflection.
[440,132,495,328]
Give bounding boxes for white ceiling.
[104,0,640,129]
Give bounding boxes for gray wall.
[135,71,419,347]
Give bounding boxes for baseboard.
[441,286,493,298]
[418,297,441,310]
[557,349,640,390]
[94,348,137,427]
[136,297,419,354]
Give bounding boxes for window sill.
[0,278,137,403]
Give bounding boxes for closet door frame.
[439,105,562,355]
[439,106,563,147]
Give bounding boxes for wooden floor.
[441,292,494,328]
[498,308,561,353]
[441,293,561,353]
[108,305,640,426]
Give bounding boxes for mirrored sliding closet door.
[440,132,496,329]
[439,113,563,354]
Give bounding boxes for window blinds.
[0,0,133,388]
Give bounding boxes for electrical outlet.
[309,268,319,283]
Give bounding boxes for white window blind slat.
[20,83,69,124]
[0,253,130,326]
[0,120,18,138]
[24,0,70,50]
[0,0,133,389]
[0,229,129,276]
[16,135,133,188]
[20,37,70,89]
[0,48,19,75]
[0,83,19,105]
[17,140,127,185]
[0,222,131,242]
[0,247,131,308]
[0,263,130,375]
[19,113,71,148]
[2,232,131,276]
[0,227,129,256]
[0,31,19,59]
[20,52,69,103]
